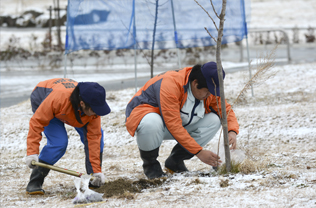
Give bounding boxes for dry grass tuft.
[219,178,230,188]
[238,158,270,174]
[238,159,257,174]
[218,161,241,174]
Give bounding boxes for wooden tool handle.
[32,161,95,180]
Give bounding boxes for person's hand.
[91,173,106,186]
[228,131,237,150]
[25,154,39,169]
[196,150,222,167]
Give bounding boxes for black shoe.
[26,160,50,195]
[165,143,194,173]
[88,182,100,189]
[139,147,166,179]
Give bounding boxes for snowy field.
[1,61,316,207]
[1,0,316,207]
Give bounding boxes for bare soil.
[95,178,167,198]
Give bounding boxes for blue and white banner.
[65,0,250,54]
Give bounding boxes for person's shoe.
[26,160,50,195]
[165,143,194,174]
[139,147,166,179]
[88,182,100,189]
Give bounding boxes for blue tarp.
[65,0,250,54]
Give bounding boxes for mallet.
[31,161,96,180]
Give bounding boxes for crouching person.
[125,62,239,179]
[25,78,111,195]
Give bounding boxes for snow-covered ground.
[1,62,316,207]
[1,0,316,207]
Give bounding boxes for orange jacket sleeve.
[86,116,102,173]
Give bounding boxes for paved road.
[1,43,315,108]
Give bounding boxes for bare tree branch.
[204,27,217,42]
[210,0,220,18]
[194,0,219,31]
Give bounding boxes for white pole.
[245,37,254,97]
[134,48,138,93]
[242,0,254,97]
[64,53,68,78]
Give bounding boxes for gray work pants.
[136,112,221,151]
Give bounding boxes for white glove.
[91,173,106,186]
[25,154,39,169]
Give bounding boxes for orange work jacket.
[27,78,102,173]
[126,67,239,155]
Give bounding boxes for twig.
[210,0,220,18]
[204,27,217,43]
[194,0,219,31]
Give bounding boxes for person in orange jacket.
[125,62,239,179]
[25,78,111,195]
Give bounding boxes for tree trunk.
[215,0,231,172]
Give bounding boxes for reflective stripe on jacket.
[125,67,239,155]
[27,78,102,173]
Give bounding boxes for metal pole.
[57,0,62,51]
[64,3,69,78]
[49,6,52,51]
[170,0,181,68]
[239,41,243,62]
[242,0,254,97]
[248,29,291,62]
[133,0,138,93]
[245,36,254,96]
[64,53,67,78]
[150,0,159,78]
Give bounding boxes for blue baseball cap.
[78,82,111,116]
[201,62,225,96]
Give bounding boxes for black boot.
[165,143,194,173]
[26,160,50,195]
[139,147,165,179]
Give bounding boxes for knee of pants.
[199,113,221,128]
[137,113,164,136]
[186,113,221,147]
[136,113,165,151]
[39,140,68,164]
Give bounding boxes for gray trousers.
[136,112,221,151]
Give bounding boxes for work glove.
[25,154,39,169]
[91,173,106,187]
